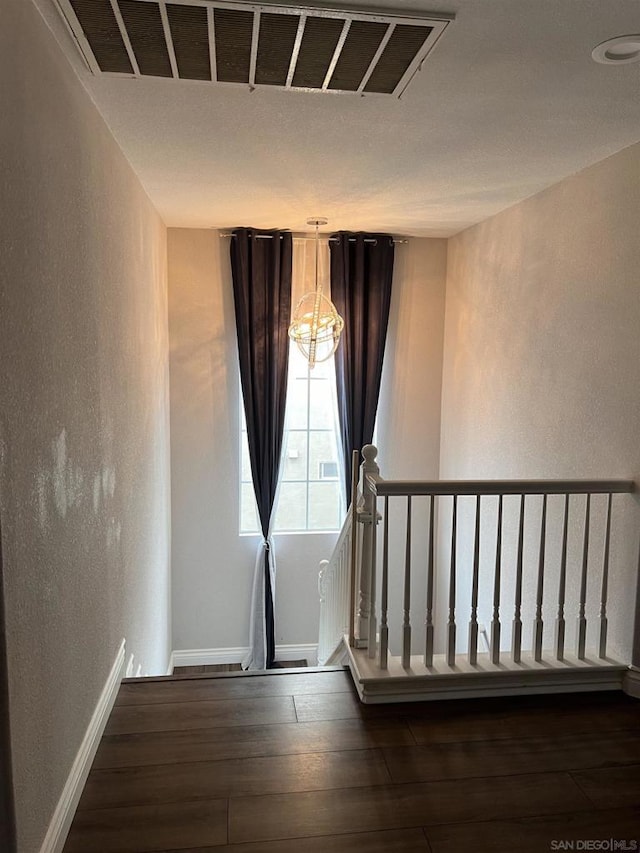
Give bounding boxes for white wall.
[0,2,171,849]
[168,230,447,656]
[377,239,447,480]
[376,239,448,654]
[168,229,335,653]
[440,141,640,662]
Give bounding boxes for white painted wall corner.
[39,639,126,853]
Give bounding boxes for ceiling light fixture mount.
[592,35,640,65]
[288,218,344,369]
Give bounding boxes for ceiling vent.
[56,0,452,97]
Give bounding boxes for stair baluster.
[402,495,412,668]
[555,494,569,661]
[447,494,458,667]
[533,494,547,662]
[379,496,389,670]
[512,494,525,663]
[599,493,613,659]
[468,494,481,665]
[490,495,503,664]
[577,494,591,660]
[424,494,435,667]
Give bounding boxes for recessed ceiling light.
[592,35,640,65]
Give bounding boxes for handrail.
[317,510,350,663]
[366,474,635,497]
[317,451,360,665]
[319,504,352,589]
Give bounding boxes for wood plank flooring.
[64,670,640,853]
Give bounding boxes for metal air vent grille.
[57,0,452,97]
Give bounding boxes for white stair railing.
[319,444,639,702]
[317,451,360,666]
[360,448,636,673]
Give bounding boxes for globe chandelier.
[288,218,344,369]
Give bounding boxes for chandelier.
[288,218,344,369]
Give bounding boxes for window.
[240,235,344,534]
[240,345,345,533]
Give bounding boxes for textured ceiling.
[36,0,640,236]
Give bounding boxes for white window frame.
[239,350,344,535]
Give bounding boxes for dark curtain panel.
[230,228,292,669]
[330,232,395,497]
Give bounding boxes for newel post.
[632,544,640,668]
[623,483,640,700]
[627,523,640,697]
[355,445,379,649]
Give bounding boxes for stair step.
[122,664,346,685]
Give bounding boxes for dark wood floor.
[64,669,640,852]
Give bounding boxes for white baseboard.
[170,643,318,670]
[125,652,145,679]
[623,666,640,699]
[125,652,135,678]
[166,650,176,675]
[39,639,126,853]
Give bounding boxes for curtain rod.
[218,232,408,244]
